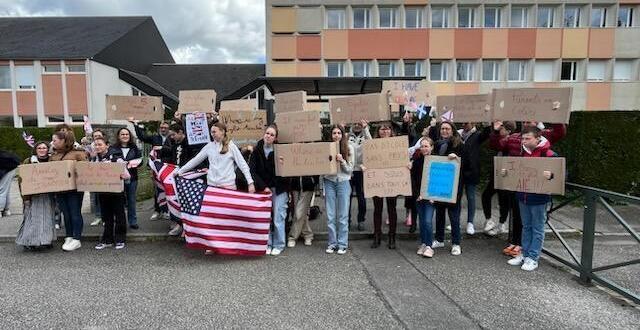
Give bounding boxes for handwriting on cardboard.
[185,113,211,145]
[493,157,566,195]
[275,110,322,143]
[364,167,412,198]
[382,80,428,106]
[275,91,306,113]
[106,95,163,121]
[178,90,217,113]
[274,142,337,177]
[329,93,390,124]
[492,88,572,124]
[219,110,266,144]
[75,162,125,193]
[362,136,409,169]
[436,94,492,123]
[18,160,76,195]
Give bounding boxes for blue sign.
[423,161,458,201]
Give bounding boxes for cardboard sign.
[185,113,211,145]
[219,110,267,146]
[362,136,409,169]
[75,162,125,193]
[219,99,257,111]
[364,166,412,198]
[275,110,322,143]
[382,80,429,106]
[274,142,337,177]
[177,90,217,113]
[18,160,76,195]
[492,88,572,124]
[420,156,461,203]
[105,95,164,121]
[274,91,307,113]
[494,157,566,195]
[329,93,390,124]
[436,94,493,123]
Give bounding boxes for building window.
[352,61,370,77]
[430,61,448,81]
[511,7,528,27]
[613,60,632,80]
[537,6,555,28]
[326,61,345,77]
[564,6,580,27]
[458,7,475,28]
[587,60,606,81]
[404,61,423,77]
[379,7,398,28]
[534,61,554,82]
[16,66,35,90]
[405,7,424,28]
[353,7,371,29]
[0,66,10,89]
[591,7,607,27]
[482,60,500,81]
[326,8,346,29]
[378,61,396,77]
[43,65,61,73]
[67,64,85,73]
[561,61,578,81]
[484,7,501,28]
[431,7,450,28]
[618,6,634,27]
[456,61,475,81]
[508,60,527,81]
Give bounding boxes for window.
[591,7,607,27]
[326,8,346,29]
[67,64,85,73]
[587,60,606,81]
[561,61,578,81]
[564,6,580,27]
[482,60,500,81]
[613,60,632,80]
[16,66,35,89]
[379,7,398,28]
[353,7,371,28]
[534,61,554,82]
[537,6,555,27]
[431,7,450,28]
[43,65,61,73]
[404,61,423,77]
[484,7,501,27]
[508,60,527,81]
[0,66,10,89]
[326,61,345,77]
[352,61,370,77]
[405,7,423,28]
[458,7,475,27]
[511,7,528,27]
[430,61,448,81]
[456,61,475,81]
[618,6,634,27]
[378,61,396,77]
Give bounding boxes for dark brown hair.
[53,131,76,153]
[32,141,50,156]
[54,123,71,132]
[329,124,350,161]
[440,121,462,149]
[376,122,395,138]
[114,127,137,149]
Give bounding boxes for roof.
[118,69,179,109]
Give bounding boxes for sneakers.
[466,223,475,235]
[129,224,139,230]
[484,219,496,233]
[432,240,445,248]
[325,246,336,254]
[162,213,170,220]
[270,248,282,256]
[168,224,182,236]
[417,244,428,255]
[150,212,160,221]
[422,246,434,258]
[55,224,61,230]
[94,243,113,250]
[405,212,412,226]
[2,209,11,217]
[502,244,516,255]
[446,225,451,231]
[115,243,125,250]
[521,258,539,271]
[451,245,461,256]
[303,238,313,246]
[337,248,347,255]
[265,247,272,255]
[90,217,102,226]
[508,246,522,257]
[498,223,509,234]
[287,239,296,248]
[62,239,81,251]
[508,254,525,266]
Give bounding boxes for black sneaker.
[357,222,365,231]
[129,224,139,230]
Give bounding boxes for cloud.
[0,0,266,64]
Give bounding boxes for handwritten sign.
[219,110,266,146]
[177,90,217,113]
[75,162,125,193]
[275,142,337,177]
[492,87,572,124]
[274,91,307,113]
[436,94,493,123]
[105,95,163,121]
[382,80,429,106]
[18,160,76,195]
[420,156,461,203]
[494,157,566,195]
[329,93,390,124]
[364,167,412,198]
[362,136,409,169]
[219,99,257,111]
[275,110,322,143]
[185,113,211,145]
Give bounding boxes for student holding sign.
[133,120,170,221]
[410,138,437,258]
[458,123,491,235]
[112,128,143,230]
[347,120,372,231]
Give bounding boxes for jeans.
[268,189,289,250]
[519,202,547,261]
[99,193,127,244]
[417,200,435,246]
[463,183,476,224]
[373,197,398,236]
[349,171,366,223]
[435,202,461,245]
[90,192,101,217]
[57,191,84,240]
[324,179,351,249]
[0,169,16,211]
[124,180,138,226]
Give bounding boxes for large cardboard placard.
[18,160,76,195]
[274,91,307,113]
[219,110,267,146]
[329,93,390,124]
[494,157,566,195]
[436,94,493,123]
[364,166,412,198]
[362,136,409,169]
[420,156,461,203]
[185,113,211,145]
[219,99,257,111]
[105,95,164,121]
[382,80,429,106]
[274,142,337,177]
[275,110,322,143]
[492,87,572,124]
[75,162,125,193]
[177,90,217,113]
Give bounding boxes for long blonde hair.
[213,122,230,154]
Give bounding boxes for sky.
[0,0,266,64]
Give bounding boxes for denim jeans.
[57,191,84,240]
[124,180,138,226]
[417,200,435,246]
[268,189,289,250]
[519,202,547,261]
[324,179,351,249]
[463,183,476,224]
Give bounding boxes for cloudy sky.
[0,0,266,64]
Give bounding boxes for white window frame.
[564,6,581,27]
[352,61,370,77]
[430,61,448,81]
[15,66,36,90]
[379,7,398,28]
[404,61,423,77]
[405,7,424,28]
[431,6,450,28]
[534,61,555,82]
[613,60,632,81]
[511,7,528,27]
[352,7,372,29]
[455,61,475,81]
[591,7,607,27]
[484,7,501,28]
[66,64,86,74]
[482,60,500,81]
[618,6,634,27]
[537,6,555,28]
[561,61,578,81]
[378,61,396,77]
[326,61,345,77]
[587,60,606,81]
[42,64,62,74]
[326,8,346,29]
[0,66,11,90]
[508,60,527,81]
[458,7,476,28]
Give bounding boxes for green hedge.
[0,126,85,161]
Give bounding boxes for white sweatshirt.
[177,140,254,188]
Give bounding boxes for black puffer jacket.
[249,139,290,194]
[460,126,491,185]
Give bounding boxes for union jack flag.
[22,131,35,148]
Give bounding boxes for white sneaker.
[61,237,73,250]
[115,243,125,250]
[168,224,182,236]
[466,223,475,235]
[2,210,11,217]
[484,219,496,232]
[95,243,113,250]
[63,239,81,251]
[55,224,61,230]
[521,258,538,271]
[498,223,509,234]
[508,254,525,266]
[303,238,313,246]
[90,217,102,226]
[417,244,428,255]
[150,212,160,221]
[287,239,296,248]
[432,240,445,248]
[451,245,461,256]
[446,225,451,231]
[270,248,282,256]
[337,248,347,255]
[325,246,336,254]
[422,246,434,258]
[265,247,272,255]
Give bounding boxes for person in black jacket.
[0,149,20,217]
[112,128,143,230]
[458,123,491,235]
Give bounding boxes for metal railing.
[543,182,640,305]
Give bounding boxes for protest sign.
[362,136,409,169]
[329,93,390,124]
[382,80,429,106]
[219,99,257,111]
[491,87,572,124]
[420,156,461,203]
[185,113,211,145]
[75,162,125,193]
[364,166,412,198]
[18,160,76,195]
[494,157,566,195]
[275,110,322,143]
[177,90,217,113]
[105,95,163,121]
[219,110,267,146]
[436,94,493,123]
[274,91,307,113]
[274,142,337,177]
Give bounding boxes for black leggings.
[481,175,510,223]
[508,192,522,246]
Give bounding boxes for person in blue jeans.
[324,125,354,255]
[410,137,437,258]
[111,128,143,230]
